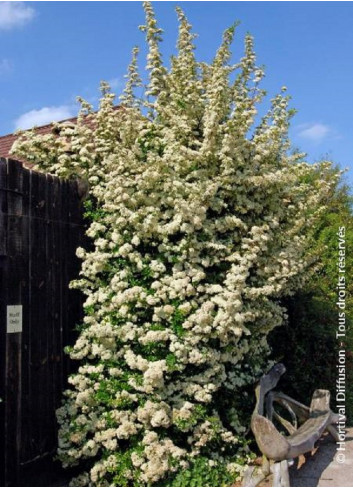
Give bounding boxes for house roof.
[0,132,21,161]
[0,115,80,167]
[0,107,121,167]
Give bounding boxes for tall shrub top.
[12,2,337,486]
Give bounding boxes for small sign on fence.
[7,305,22,333]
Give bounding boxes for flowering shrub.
[12,2,336,486]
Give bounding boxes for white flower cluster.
[11,2,336,486]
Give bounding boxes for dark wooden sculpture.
[243,364,342,487]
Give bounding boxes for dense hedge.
[270,179,353,422]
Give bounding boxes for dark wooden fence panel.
[0,158,85,486]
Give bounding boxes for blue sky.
[0,1,352,187]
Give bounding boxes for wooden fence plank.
[0,158,7,257]
[52,178,63,416]
[4,159,23,486]
[19,166,31,470]
[28,169,48,466]
[0,159,8,487]
[59,179,68,396]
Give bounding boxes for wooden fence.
[0,158,86,486]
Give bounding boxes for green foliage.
[164,456,235,487]
[83,198,107,222]
[108,450,136,487]
[173,404,207,431]
[270,173,353,422]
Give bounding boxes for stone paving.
[289,427,353,487]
